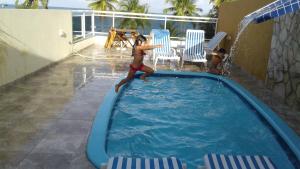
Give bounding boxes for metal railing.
[72,10,218,42]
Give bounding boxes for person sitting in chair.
[207,48,227,75]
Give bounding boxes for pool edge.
[86,71,300,168]
[86,85,118,168]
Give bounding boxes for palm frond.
[41,0,48,9]
[15,0,21,8]
[87,0,117,11]
[210,0,238,7]
[163,7,177,14]
[118,0,150,30]
[163,0,201,16]
[32,0,39,9]
[14,0,49,9]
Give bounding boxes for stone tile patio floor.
[0,44,299,169]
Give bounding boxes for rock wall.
[267,11,300,111]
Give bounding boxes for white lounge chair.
[204,154,277,169]
[150,29,180,70]
[182,29,207,68]
[205,32,227,54]
[106,156,185,169]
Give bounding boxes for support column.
[112,13,115,28]
[92,12,95,36]
[81,12,86,38]
[164,17,167,30]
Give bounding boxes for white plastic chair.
[182,29,207,67]
[150,29,180,70]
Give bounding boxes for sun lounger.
[182,30,207,67]
[204,154,277,169]
[205,32,227,54]
[151,29,180,70]
[107,156,185,169]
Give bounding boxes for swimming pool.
[87,71,300,169]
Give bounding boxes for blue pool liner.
[86,71,300,169]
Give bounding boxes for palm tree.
[119,0,147,13]
[160,22,179,37]
[163,0,202,16]
[210,0,237,7]
[207,0,237,17]
[87,0,117,33]
[15,0,48,9]
[88,0,117,11]
[163,0,201,37]
[118,0,150,32]
[207,6,218,17]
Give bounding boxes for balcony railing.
[72,10,218,42]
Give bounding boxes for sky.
[1,0,213,15]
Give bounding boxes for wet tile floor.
[0,44,299,169]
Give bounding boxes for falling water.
[224,1,281,75]
[223,16,254,76]
[229,17,254,61]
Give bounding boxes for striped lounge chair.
[204,154,277,169]
[205,32,227,54]
[151,29,180,70]
[107,157,184,169]
[182,30,207,68]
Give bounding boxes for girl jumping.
[115,35,162,92]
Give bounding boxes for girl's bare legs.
[115,69,135,92]
[115,65,154,92]
[140,65,154,81]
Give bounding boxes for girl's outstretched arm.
[137,44,162,50]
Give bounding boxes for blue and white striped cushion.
[185,30,205,60]
[206,32,227,51]
[204,154,277,169]
[107,157,183,169]
[152,29,171,55]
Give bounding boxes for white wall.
[72,36,107,53]
[0,9,73,86]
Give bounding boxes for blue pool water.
[106,77,296,169]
